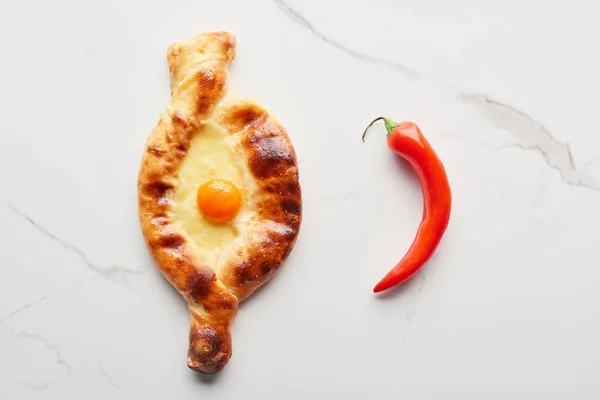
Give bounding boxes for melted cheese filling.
[171,121,244,252]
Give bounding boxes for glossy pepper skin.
[362,118,452,293]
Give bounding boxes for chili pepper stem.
[361,117,400,141]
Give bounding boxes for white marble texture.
[1,0,599,398]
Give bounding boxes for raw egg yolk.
[196,179,243,223]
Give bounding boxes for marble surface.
[1,0,599,398]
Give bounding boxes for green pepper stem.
[361,117,400,141]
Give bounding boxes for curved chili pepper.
[362,117,452,293]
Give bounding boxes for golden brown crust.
[214,114,302,300]
[137,31,301,373]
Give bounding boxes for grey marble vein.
[273,0,422,79]
[99,362,121,390]
[273,0,600,193]
[7,204,149,296]
[1,295,49,321]
[528,180,547,235]
[5,322,124,391]
[12,329,73,372]
[462,94,600,192]
[0,277,94,322]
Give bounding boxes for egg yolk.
[196,179,243,223]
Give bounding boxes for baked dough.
[137,31,302,373]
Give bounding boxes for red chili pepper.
[362,117,452,293]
